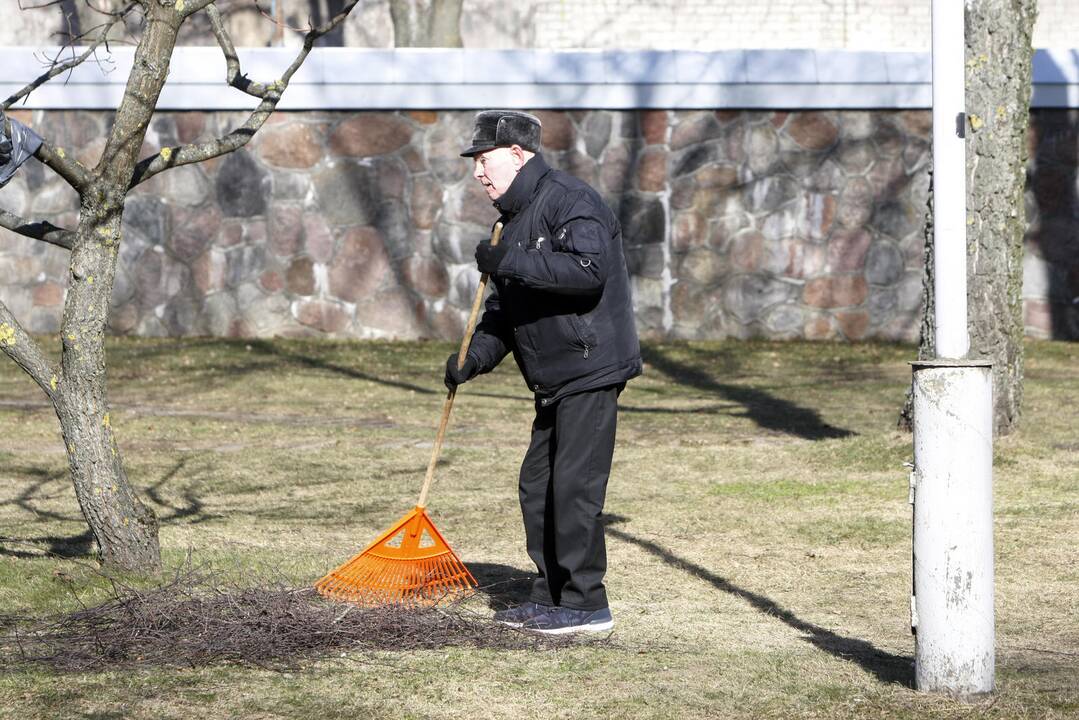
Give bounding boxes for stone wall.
[0,108,1076,341]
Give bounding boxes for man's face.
[472,146,524,201]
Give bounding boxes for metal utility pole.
[910,0,995,697]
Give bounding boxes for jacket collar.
[494,153,550,216]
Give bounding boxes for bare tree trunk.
[390,0,463,47]
[965,0,1037,434]
[2,0,363,572]
[901,0,1036,435]
[51,3,184,570]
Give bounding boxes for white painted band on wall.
[0,47,1075,110]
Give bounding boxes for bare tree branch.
[34,141,93,191]
[1,3,138,112]
[0,299,61,401]
[0,207,75,250]
[180,0,220,18]
[129,0,361,188]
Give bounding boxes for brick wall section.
[1,109,1075,342]
[2,1,1075,50]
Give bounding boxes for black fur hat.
[460,110,542,157]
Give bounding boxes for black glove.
[444,352,480,390]
[475,241,509,275]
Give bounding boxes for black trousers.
[519,384,621,611]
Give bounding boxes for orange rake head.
[314,506,477,606]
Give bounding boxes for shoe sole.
[526,619,614,635]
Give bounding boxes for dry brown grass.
[0,337,1076,719]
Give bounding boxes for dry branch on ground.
[0,566,579,673]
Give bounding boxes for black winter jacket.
[467,154,642,405]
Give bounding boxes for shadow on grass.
[603,514,914,687]
[0,458,212,561]
[246,339,441,396]
[639,345,855,440]
[470,562,536,609]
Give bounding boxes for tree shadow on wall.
[1028,58,1079,339]
[603,514,914,687]
[637,344,854,440]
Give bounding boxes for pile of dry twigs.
[0,566,573,673]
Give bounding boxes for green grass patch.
[1,338,1076,719]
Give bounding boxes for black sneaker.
[493,601,551,627]
[521,606,614,635]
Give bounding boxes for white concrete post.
[932,0,970,359]
[910,0,995,697]
[911,361,995,695]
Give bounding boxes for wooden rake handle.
[417,222,503,509]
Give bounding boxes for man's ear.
[510,144,527,168]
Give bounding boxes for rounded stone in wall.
[582,112,612,158]
[312,160,381,227]
[161,164,211,207]
[134,250,191,310]
[328,114,413,158]
[447,265,478,309]
[620,195,666,247]
[201,293,240,337]
[599,142,633,194]
[401,254,449,298]
[271,170,313,203]
[835,178,874,229]
[744,174,800,214]
[111,263,136,305]
[192,248,227,295]
[871,200,917,243]
[163,291,203,336]
[259,122,324,169]
[763,303,804,338]
[534,111,574,152]
[354,288,422,339]
[866,287,899,319]
[286,255,316,296]
[786,112,839,152]
[745,124,781,176]
[637,148,667,192]
[0,178,30,216]
[328,226,390,303]
[671,143,718,178]
[679,247,724,285]
[31,181,78,216]
[723,274,794,323]
[624,244,665,280]
[803,274,868,309]
[217,150,270,218]
[237,282,292,336]
[374,200,414,261]
[827,228,872,273]
[434,221,484,265]
[837,139,875,174]
[872,118,904,157]
[895,271,924,313]
[224,244,267,290]
[426,114,475,184]
[107,302,139,335]
[294,299,351,335]
[804,312,837,340]
[444,179,495,226]
[410,174,445,230]
[865,240,905,286]
[670,112,722,152]
[169,205,221,263]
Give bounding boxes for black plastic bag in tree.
[0,113,44,188]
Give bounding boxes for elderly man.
[445,110,641,634]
